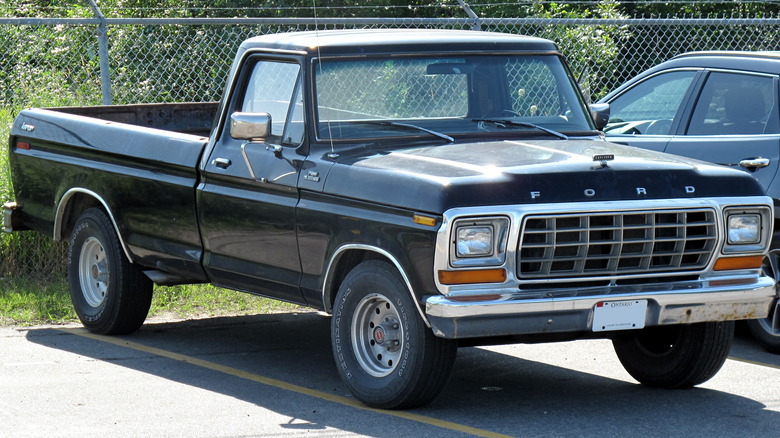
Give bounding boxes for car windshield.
[314,54,594,141]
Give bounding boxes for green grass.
[0,278,75,325]
[0,278,305,327]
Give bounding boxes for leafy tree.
[620,1,780,17]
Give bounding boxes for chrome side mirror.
[230,112,271,141]
[589,103,610,131]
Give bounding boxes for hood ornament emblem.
[593,154,615,168]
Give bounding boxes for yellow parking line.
[59,327,513,438]
[728,356,780,371]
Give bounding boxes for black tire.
[67,208,153,335]
[747,310,780,354]
[331,260,457,409]
[612,321,734,388]
[746,252,780,354]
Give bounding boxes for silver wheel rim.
[351,293,404,378]
[754,301,780,336]
[758,252,780,337]
[79,236,109,308]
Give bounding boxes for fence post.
[456,0,481,30]
[87,0,112,105]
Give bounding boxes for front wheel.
[331,260,457,409]
[746,252,780,353]
[612,321,734,388]
[747,303,780,354]
[67,208,153,335]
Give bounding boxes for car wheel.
[67,208,153,335]
[331,260,457,409]
[612,321,734,388]
[747,252,780,353]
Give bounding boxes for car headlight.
[727,214,760,244]
[723,207,771,254]
[456,226,494,257]
[450,217,509,267]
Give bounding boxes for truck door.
[198,57,306,303]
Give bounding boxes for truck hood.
[321,138,764,213]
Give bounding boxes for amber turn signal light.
[713,255,764,271]
[413,214,437,227]
[438,269,507,285]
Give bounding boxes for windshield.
[314,54,594,141]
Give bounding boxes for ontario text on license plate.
[592,300,647,332]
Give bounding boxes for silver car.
[599,51,780,353]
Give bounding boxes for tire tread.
[331,260,456,409]
[68,208,152,335]
[613,321,733,389]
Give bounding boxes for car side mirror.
[230,112,271,141]
[589,103,610,131]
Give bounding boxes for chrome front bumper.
[425,276,776,339]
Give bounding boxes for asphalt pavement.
[1,311,778,437]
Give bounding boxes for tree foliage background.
[3,1,780,18]
[2,0,780,279]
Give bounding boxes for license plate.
[592,300,647,332]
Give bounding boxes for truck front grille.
[518,209,717,279]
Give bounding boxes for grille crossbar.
[518,209,717,279]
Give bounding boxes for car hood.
[322,138,763,213]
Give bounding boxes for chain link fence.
[3,13,780,280]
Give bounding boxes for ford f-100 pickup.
[3,29,776,409]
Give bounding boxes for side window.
[606,71,697,135]
[687,72,778,135]
[242,60,304,145]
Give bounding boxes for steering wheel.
[645,119,673,135]
[483,109,522,118]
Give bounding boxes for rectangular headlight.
[728,214,760,244]
[450,217,509,267]
[722,206,771,254]
[456,226,494,257]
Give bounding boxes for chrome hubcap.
[79,236,109,307]
[352,293,404,377]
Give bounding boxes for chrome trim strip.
[54,188,134,262]
[322,243,431,327]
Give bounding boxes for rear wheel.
[612,321,734,388]
[331,260,457,409]
[746,252,780,353]
[67,208,152,335]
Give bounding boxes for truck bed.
[9,102,217,283]
[51,102,219,138]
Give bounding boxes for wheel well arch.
[54,188,133,262]
[321,244,430,327]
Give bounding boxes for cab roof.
[239,29,559,56]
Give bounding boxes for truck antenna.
[311,0,338,159]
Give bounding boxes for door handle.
[739,157,770,169]
[213,158,232,169]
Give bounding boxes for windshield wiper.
[361,120,454,143]
[472,118,569,140]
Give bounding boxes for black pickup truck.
[3,30,776,409]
